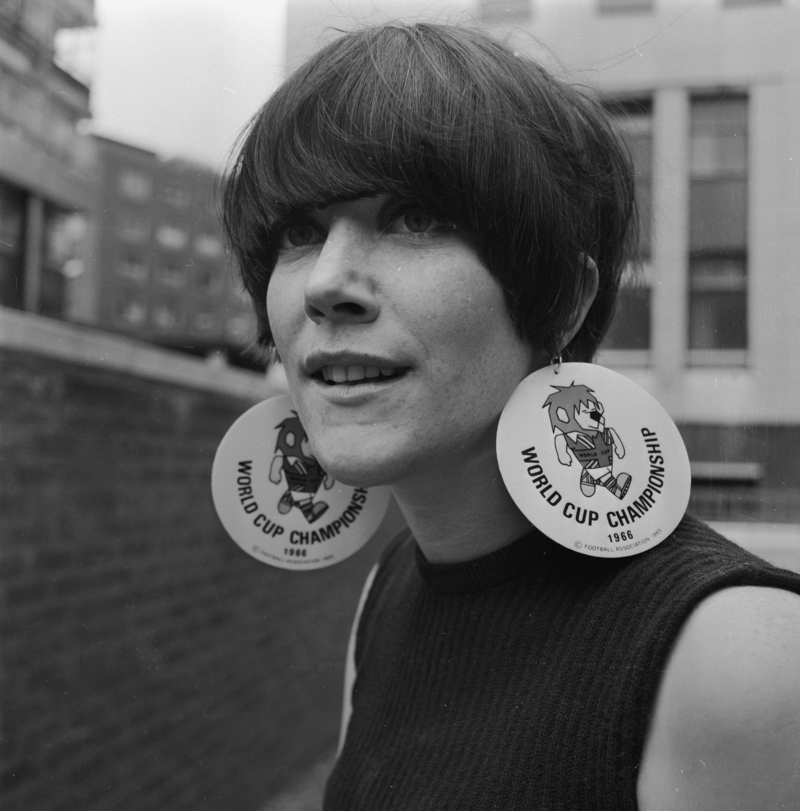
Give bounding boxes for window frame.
[687,92,749,362]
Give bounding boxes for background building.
[0,0,95,320]
[287,0,800,521]
[89,136,257,366]
[0,1,258,367]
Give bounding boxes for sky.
[90,0,287,173]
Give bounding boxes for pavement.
[258,522,800,810]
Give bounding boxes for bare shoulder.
[638,585,800,811]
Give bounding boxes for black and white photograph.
[2,1,800,809]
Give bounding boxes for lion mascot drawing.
[544,383,632,499]
[269,412,335,523]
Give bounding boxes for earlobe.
[561,254,599,350]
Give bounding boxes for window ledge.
[598,0,653,13]
[688,349,748,367]
[595,348,651,367]
[691,461,763,484]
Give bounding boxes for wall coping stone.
[0,306,277,400]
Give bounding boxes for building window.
[196,265,223,295]
[45,209,87,271]
[688,94,748,357]
[117,170,152,203]
[194,234,223,258]
[117,249,149,282]
[0,180,25,310]
[193,312,217,331]
[152,303,183,331]
[156,225,188,251]
[598,0,652,13]
[613,99,653,259]
[117,208,151,243]
[114,293,147,327]
[157,257,187,287]
[477,0,531,23]
[603,269,652,352]
[602,99,653,354]
[40,207,88,318]
[226,314,253,343]
[161,185,190,209]
[687,256,747,350]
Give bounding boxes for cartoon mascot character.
[268,412,334,523]
[543,382,632,499]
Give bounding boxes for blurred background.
[2,0,799,809]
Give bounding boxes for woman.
[224,23,800,810]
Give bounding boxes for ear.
[561,254,599,350]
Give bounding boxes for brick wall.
[0,347,390,811]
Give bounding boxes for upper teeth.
[321,365,402,383]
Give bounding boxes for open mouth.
[315,365,410,385]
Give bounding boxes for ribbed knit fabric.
[323,515,800,810]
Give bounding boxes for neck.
[390,441,532,564]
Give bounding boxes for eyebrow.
[307,193,426,227]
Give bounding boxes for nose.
[303,223,379,325]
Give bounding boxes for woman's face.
[266,195,544,488]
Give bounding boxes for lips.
[303,352,411,386]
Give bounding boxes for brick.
[0,348,387,811]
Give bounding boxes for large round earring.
[496,358,690,558]
[211,395,390,570]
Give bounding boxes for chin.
[311,440,413,490]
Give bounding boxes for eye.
[401,208,434,233]
[387,205,451,236]
[278,222,323,250]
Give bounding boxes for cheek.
[445,281,532,374]
[266,272,300,353]
[417,265,506,345]
[417,276,534,415]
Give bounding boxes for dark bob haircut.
[223,22,638,362]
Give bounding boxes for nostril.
[304,302,325,319]
[333,302,367,316]
[303,287,378,323]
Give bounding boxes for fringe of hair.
[223,22,638,362]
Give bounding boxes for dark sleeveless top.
[323,515,800,810]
